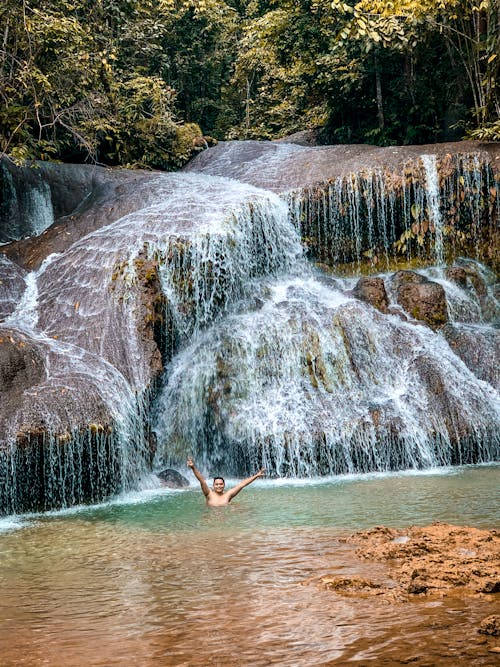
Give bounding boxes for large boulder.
[352,277,389,313]
[156,469,190,488]
[390,271,448,329]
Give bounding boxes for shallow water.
[1,465,499,666]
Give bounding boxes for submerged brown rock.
[304,523,500,662]
[311,523,500,603]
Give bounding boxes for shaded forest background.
[1,0,498,169]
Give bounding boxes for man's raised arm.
[187,457,211,498]
[227,468,265,500]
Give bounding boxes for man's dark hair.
[213,476,225,484]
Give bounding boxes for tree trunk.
[374,51,384,130]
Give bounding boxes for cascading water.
[0,171,300,513]
[153,271,499,476]
[1,141,498,513]
[188,142,499,273]
[0,162,54,242]
[421,154,444,266]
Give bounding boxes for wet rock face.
[0,327,113,441]
[445,266,469,288]
[443,324,499,388]
[352,277,389,313]
[0,329,46,395]
[1,144,498,513]
[0,326,135,513]
[0,255,26,320]
[0,160,50,242]
[1,164,152,271]
[390,270,448,329]
[454,258,499,320]
[133,255,168,374]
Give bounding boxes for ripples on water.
[0,465,499,666]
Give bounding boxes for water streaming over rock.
[153,272,499,477]
[188,141,499,272]
[0,171,299,513]
[421,154,444,266]
[0,142,499,513]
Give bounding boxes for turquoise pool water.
[0,464,498,667]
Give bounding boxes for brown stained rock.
[352,277,389,313]
[134,255,168,375]
[407,581,428,594]
[445,266,468,287]
[479,615,500,636]
[391,270,448,329]
[479,581,500,594]
[330,523,500,602]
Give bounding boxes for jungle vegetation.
[1,0,498,168]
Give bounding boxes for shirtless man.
[187,457,265,507]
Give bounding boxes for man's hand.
[255,468,265,478]
[187,457,195,469]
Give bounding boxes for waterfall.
[1,142,499,513]
[0,171,301,513]
[153,273,499,476]
[188,142,498,274]
[421,154,444,266]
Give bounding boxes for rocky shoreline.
[305,523,500,660]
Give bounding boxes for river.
[1,464,498,667]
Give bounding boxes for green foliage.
[228,1,332,138]
[329,0,500,139]
[0,0,202,167]
[0,0,497,167]
[467,120,500,142]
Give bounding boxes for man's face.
[212,479,225,494]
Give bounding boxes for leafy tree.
[146,0,241,139]
[330,0,500,140]
[228,0,333,138]
[1,0,497,165]
[0,0,201,167]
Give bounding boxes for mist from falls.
[0,144,499,513]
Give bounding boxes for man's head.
[212,476,225,494]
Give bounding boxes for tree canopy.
[1,0,498,167]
